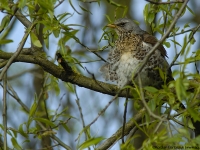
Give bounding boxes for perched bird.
[100,18,172,88]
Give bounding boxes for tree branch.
[97,108,146,150]
[0,50,130,97]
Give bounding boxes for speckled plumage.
[100,18,172,88]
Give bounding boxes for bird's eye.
[118,22,126,27]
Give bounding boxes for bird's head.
[106,18,144,36]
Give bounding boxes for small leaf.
[144,86,158,93]
[18,0,27,8]
[34,118,56,127]
[29,99,37,118]
[19,124,28,138]
[184,23,190,29]
[190,37,196,45]
[79,137,104,149]
[178,128,190,138]
[0,15,10,31]
[79,5,92,14]
[186,6,195,16]
[170,39,182,47]
[30,32,42,47]
[148,99,156,111]
[175,78,186,101]
[62,124,70,133]
[187,118,195,129]
[163,41,170,48]
[0,39,13,44]
[11,137,22,150]
[147,12,155,24]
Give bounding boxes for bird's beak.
[106,23,116,28]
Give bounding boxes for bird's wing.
[142,32,168,58]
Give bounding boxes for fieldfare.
[100,18,172,88]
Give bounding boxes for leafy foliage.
[0,0,200,150]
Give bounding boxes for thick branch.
[0,50,130,97]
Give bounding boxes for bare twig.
[138,75,164,121]
[74,85,88,142]
[146,0,184,5]
[122,88,129,143]
[97,108,146,150]
[3,73,7,150]
[0,24,35,81]
[169,24,200,68]
[0,82,72,150]
[86,93,119,128]
[81,0,99,3]
[169,25,200,37]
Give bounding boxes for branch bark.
[0,50,127,97]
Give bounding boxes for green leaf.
[0,39,13,44]
[44,35,49,49]
[158,68,165,81]
[175,78,186,101]
[144,86,158,93]
[178,128,190,138]
[79,5,92,14]
[19,124,28,138]
[0,15,10,31]
[184,23,190,29]
[187,118,195,130]
[186,6,195,16]
[143,4,149,23]
[0,0,10,11]
[170,39,182,47]
[11,137,22,150]
[62,124,70,133]
[57,12,71,22]
[30,32,42,47]
[163,41,170,48]
[188,107,200,122]
[18,0,27,8]
[104,15,112,23]
[29,99,37,118]
[37,0,53,12]
[78,137,104,149]
[52,29,60,38]
[34,118,56,127]
[148,99,156,111]
[190,37,196,45]
[69,0,81,15]
[147,12,155,24]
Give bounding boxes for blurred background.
[0,0,200,149]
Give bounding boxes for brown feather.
[142,32,168,58]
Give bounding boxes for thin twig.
[0,24,35,81]
[81,0,99,3]
[138,75,164,121]
[97,108,146,150]
[169,25,200,37]
[54,0,65,8]
[146,0,184,5]
[0,83,72,150]
[86,93,119,128]
[169,24,200,68]
[74,85,88,142]
[3,73,7,150]
[122,88,129,143]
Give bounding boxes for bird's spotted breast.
[100,18,171,88]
